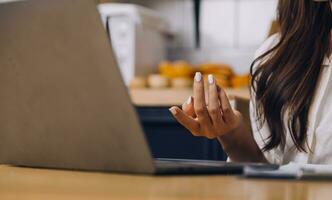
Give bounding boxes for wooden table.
[1,165,331,200]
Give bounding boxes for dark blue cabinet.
[136,107,227,161]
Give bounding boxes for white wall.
[109,0,278,74]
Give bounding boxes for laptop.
[0,0,277,174]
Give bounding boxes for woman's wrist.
[217,119,245,154]
[217,119,267,163]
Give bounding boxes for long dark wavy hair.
[250,0,332,152]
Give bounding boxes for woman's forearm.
[217,121,268,163]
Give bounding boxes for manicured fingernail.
[169,107,178,115]
[194,72,202,82]
[187,96,192,105]
[208,74,214,85]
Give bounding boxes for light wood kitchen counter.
[129,88,250,107]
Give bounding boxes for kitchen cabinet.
[136,106,227,160]
[131,88,250,161]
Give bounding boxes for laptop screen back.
[0,0,154,174]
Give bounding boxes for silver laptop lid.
[0,0,155,174]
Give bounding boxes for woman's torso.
[251,34,332,164]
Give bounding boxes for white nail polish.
[169,107,177,115]
[208,74,214,85]
[187,96,192,104]
[194,72,202,82]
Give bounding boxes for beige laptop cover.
[0,0,155,174]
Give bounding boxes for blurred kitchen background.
[118,0,277,73]
[97,0,278,87]
[94,0,279,161]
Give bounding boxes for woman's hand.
[169,72,242,139]
[169,72,267,163]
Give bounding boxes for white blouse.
[251,34,332,165]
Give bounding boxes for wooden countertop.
[129,88,250,106]
[0,165,332,200]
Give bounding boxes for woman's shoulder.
[254,33,280,60]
